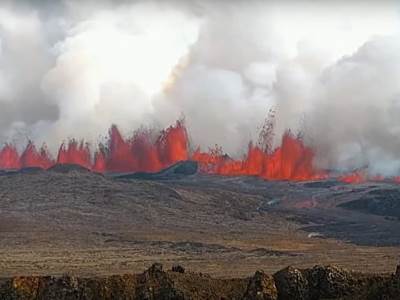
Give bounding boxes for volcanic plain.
[0,162,399,279]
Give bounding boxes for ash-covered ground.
[0,162,399,278]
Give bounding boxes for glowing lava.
[339,172,366,184]
[0,120,323,181]
[0,144,20,170]
[193,131,324,181]
[338,171,386,184]
[57,140,92,169]
[20,142,53,169]
[104,121,188,173]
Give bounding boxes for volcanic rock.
[136,263,184,300]
[303,180,341,188]
[18,166,45,174]
[48,163,91,174]
[273,266,309,300]
[171,265,185,273]
[1,264,400,299]
[0,276,41,299]
[116,160,198,180]
[305,265,354,299]
[339,188,400,219]
[242,270,277,300]
[37,275,80,299]
[143,263,164,278]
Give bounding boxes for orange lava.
[0,120,323,181]
[339,171,366,184]
[57,140,92,169]
[20,142,53,169]
[193,131,324,181]
[103,120,188,173]
[0,144,20,170]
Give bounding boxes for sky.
[0,0,400,173]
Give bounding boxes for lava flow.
[0,120,323,181]
[193,131,324,181]
[338,171,386,184]
[339,172,366,184]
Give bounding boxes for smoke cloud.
[0,0,399,174]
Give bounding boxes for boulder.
[37,275,80,299]
[306,265,354,299]
[242,270,277,300]
[171,265,185,274]
[136,263,184,300]
[273,266,309,300]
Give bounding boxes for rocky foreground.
[1,263,400,300]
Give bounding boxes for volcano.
[1,119,399,291]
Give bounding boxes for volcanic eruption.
[0,114,325,182]
[0,1,399,184]
[2,113,400,184]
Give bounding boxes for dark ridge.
[247,248,299,257]
[0,169,17,176]
[303,180,342,189]
[0,167,44,176]
[18,166,45,173]
[339,188,400,219]
[0,263,398,299]
[115,160,198,180]
[47,163,92,174]
[102,240,239,254]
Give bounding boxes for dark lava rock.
[0,276,41,299]
[303,180,341,189]
[18,167,45,174]
[136,263,184,300]
[171,265,185,274]
[0,275,81,300]
[38,275,80,299]
[0,169,18,176]
[171,160,198,176]
[305,265,355,299]
[247,248,297,257]
[273,266,309,300]
[242,270,277,300]
[339,188,400,219]
[1,263,400,299]
[116,160,198,180]
[146,263,163,275]
[48,164,91,174]
[0,167,44,177]
[79,274,137,299]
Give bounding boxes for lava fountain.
[0,120,323,181]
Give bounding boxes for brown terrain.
[1,262,400,299]
[1,162,400,299]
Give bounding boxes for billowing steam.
[0,0,399,174]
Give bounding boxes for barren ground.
[0,165,399,278]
